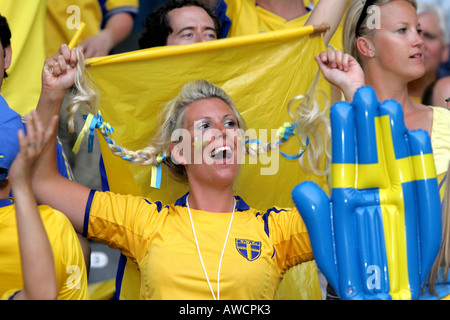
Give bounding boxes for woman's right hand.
[315,50,365,102]
[42,44,80,96]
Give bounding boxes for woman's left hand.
[315,50,365,102]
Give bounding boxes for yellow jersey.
[45,0,138,58]
[0,200,89,300]
[85,191,313,299]
[215,0,344,51]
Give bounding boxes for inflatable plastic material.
[292,86,442,300]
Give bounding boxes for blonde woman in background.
[316,0,450,299]
[316,0,450,180]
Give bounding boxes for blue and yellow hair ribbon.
[151,153,166,189]
[245,122,309,160]
[73,111,114,154]
[73,111,167,189]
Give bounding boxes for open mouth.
[410,53,423,59]
[209,146,233,160]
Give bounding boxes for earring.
[370,51,375,58]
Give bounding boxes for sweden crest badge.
[236,239,261,261]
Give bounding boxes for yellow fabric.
[221,0,345,51]
[88,278,116,300]
[88,191,313,299]
[410,95,421,103]
[438,171,447,203]
[430,106,450,176]
[274,261,322,300]
[0,0,47,115]
[85,27,329,300]
[45,0,138,58]
[0,203,89,300]
[0,288,18,300]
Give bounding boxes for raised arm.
[33,45,91,234]
[81,12,134,58]
[305,0,348,46]
[9,112,58,300]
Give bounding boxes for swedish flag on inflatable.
[293,86,446,300]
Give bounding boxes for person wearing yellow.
[0,93,89,301]
[1,109,58,300]
[199,0,347,51]
[316,0,449,183]
[45,0,139,59]
[47,0,139,203]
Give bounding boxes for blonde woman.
[315,0,450,299]
[33,46,316,300]
[315,0,450,178]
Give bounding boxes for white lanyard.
[186,195,236,300]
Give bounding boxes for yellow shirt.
[0,200,89,300]
[431,106,450,176]
[216,0,344,51]
[45,0,138,57]
[86,191,313,300]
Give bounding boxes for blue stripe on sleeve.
[83,189,97,238]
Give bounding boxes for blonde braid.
[66,48,99,133]
[67,47,164,167]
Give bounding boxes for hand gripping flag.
[292,86,442,300]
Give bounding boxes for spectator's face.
[166,6,217,46]
[368,1,425,83]
[418,11,449,74]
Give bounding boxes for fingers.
[58,44,78,68]
[16,128,28,156]
[292,181,339,291]
[26,112,59,147]
[353,87,389,189]
[45,44,79,75]
[315,50,351,72]
[23,112,44,155]
[407,130,441,286]
[330,101,356,189]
